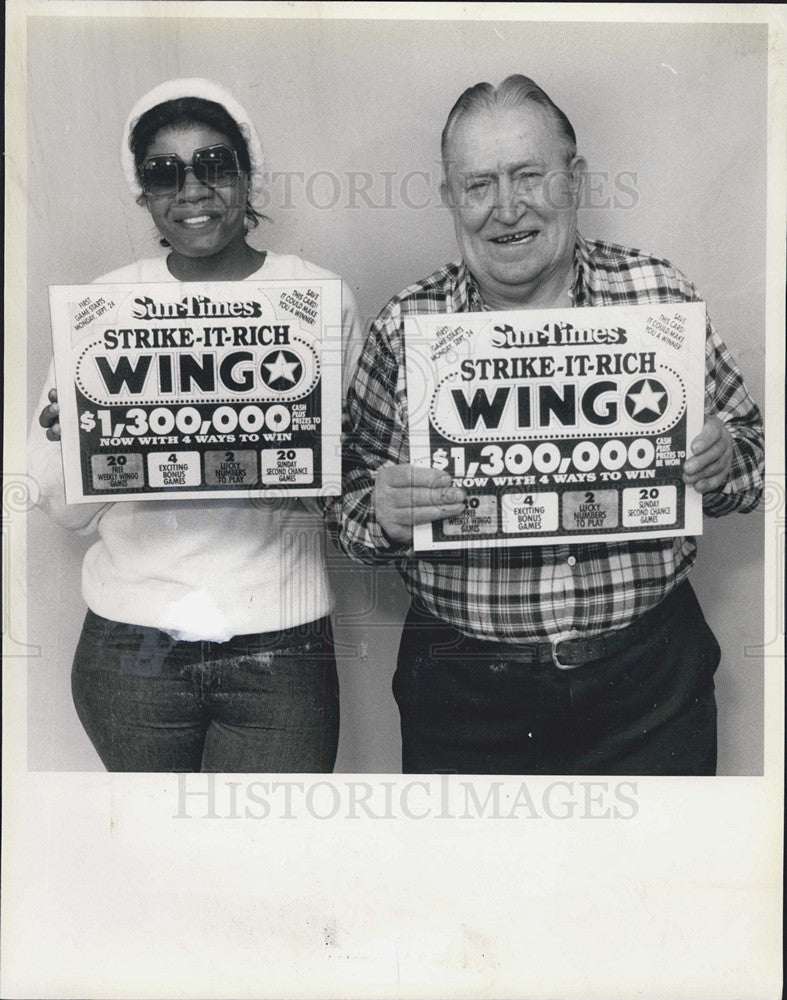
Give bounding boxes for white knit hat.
[120,77,266,201]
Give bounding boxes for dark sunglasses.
[141,144,241,196]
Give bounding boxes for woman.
[29,78,362,773]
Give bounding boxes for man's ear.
[440,180,451,210]
[569,155,587,202]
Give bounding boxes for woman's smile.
[179,214,214,225]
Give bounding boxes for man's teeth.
[493,231,536,244]
[182,216,212,225]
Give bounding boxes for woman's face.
[141,124,249,259]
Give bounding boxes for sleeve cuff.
[367,514,412,557]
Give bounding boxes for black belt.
[506,580,687,669]
[424,580,691,670]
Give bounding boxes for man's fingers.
[684,456,730,484]
[688,416,731,461]
[684,437,728,472]
[385,485,465,509]
[373,463,466,537]
[409,504,466,525]
[690,429,717,454]
[378,463,454,489]
[683,442,732,480]
[45,422,61,442]
[684,428,732,488]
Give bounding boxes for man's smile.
[490,229,539,245]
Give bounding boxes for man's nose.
[493,176,524,223]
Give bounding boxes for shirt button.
[567,556,577,567]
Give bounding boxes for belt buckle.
[550,634,581,670]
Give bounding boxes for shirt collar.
[456,232,591,311]
[571,232,593,306]
[452,259,484,312]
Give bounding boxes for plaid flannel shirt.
[336,235,764,642]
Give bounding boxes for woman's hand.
[38,388,61,441]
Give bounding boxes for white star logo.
[263,351,300,385]
[627,379,667,417]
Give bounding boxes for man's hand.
[38,388,61,442]
[682,415,733,493]
[373,464,466,544]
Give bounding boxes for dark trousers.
[72,610,339,773]
[393,581,719,775]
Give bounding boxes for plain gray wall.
[25,15,766,773]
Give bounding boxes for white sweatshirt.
[29,252,363,641]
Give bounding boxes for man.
[337,75,764,775]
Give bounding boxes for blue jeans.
[72,610,339,772]
[393,581,720,775]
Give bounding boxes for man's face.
[441,102,584,307]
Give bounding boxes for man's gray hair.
[441,74,577,175]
